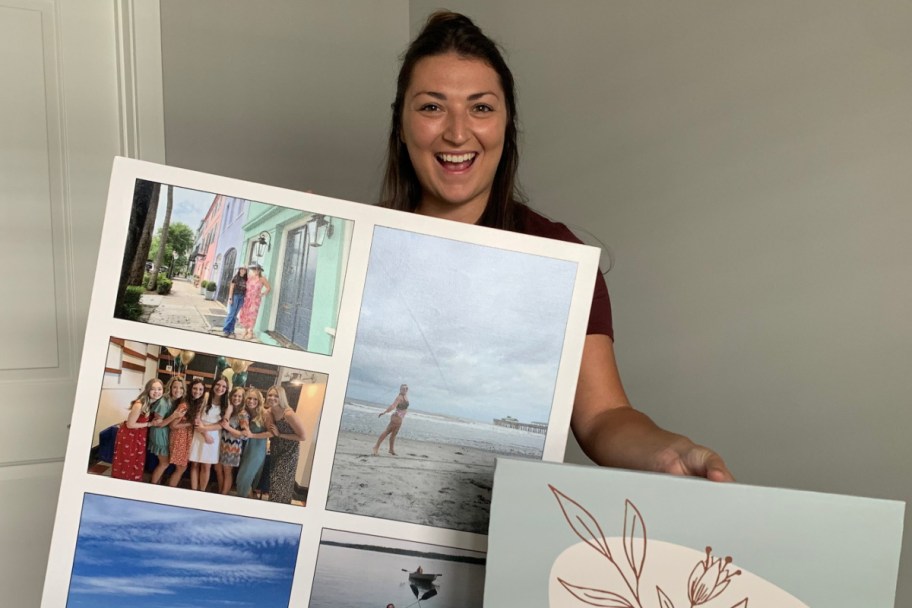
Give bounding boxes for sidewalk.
[140,277,227,334]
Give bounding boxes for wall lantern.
[309,214,334,248]
[255,231,271,258]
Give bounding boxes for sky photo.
[66,494,301,608]
[346,227,578,423]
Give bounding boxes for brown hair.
[380,11,525,230]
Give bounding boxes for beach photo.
[326,227,579,533]
[113,179,353,355]
[66,493,301,608]
[309,529,485,608]
[88,338,327,505]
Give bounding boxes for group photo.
[326,227,579,533]
[87,338,328,505]
[113,179,353,355]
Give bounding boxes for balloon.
[166,347,182,359]
[180,350,195,366]
[216,356,228,368]
[221,368,235,386]
[230,358,246,373]
[240,360,254,372]
[233,371,248,388]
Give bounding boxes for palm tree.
[147,184,173,291]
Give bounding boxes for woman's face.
[214,379,228,395]
[231,389,244,406]
[266,389,279,406]
[401,52,506,222]
[170,381,184,400]
[191,383,205,399]
[149,381,164,400]
[245,394,259,410]
[400,385,408,395]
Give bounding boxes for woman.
[111,378,164,481]
[189,376,229,491]
[148,376,188,484]
[238,263,271,341]
[381,12,731,480]
[265,386,307,504]
[235,387,274,498]
[222,265,248,338]
[373,384,409,457]
[216,385,247,494]
[168,378,204,487]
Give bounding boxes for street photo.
[113,179,353,355]
[88,337,327,506]
[326,227,579,534]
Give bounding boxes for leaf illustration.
[623,499,647,580]
[549,485,612,559]
[730,600,749,608]
[656,586,675,608]
[558,578,635,608]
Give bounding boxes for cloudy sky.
[152,184,218,233]
[346,227,578,423]
[67,494,301,608]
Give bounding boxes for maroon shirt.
[517,205,614,340]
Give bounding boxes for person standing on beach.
[222,265,248,338]
[373,384,409,456]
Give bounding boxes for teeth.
[438,153,476,163]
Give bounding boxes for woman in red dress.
[111,378,165,481]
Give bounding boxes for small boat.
[408,571,440,584]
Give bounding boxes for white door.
[0,0,163,604]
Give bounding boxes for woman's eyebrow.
[412,90,499,100]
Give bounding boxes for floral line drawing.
[549,485,749,608]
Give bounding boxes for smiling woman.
[382,11,733,481]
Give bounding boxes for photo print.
[327,227,579,533]
[113,179,353,355]
[88,338,327,505]
[309,529,486,608]
[66,493,301,608]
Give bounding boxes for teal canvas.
[486,459,904,608]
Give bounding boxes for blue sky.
[346,227,578,423]
[153,185,218,234]
[67,494,301,608]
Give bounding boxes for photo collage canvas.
[42,158,600,607]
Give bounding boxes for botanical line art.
[548,485,749,608]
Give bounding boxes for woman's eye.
[419,103,441,112]
[473,104,494,113]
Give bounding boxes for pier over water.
[493,417,547,434]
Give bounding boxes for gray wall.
[162,2,910,604]
[161,0,409,203]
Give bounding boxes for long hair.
[227,386,246,419]
[209,376,231,418]
[266,385,291,412]
[134,378,164,416]
[185,379,208,423]
[380,11,525,230]
[244,387,266,428]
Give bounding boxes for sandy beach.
[326,431,505,534]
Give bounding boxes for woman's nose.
[443,111,469,145]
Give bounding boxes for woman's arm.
[269,404,307,441]
[261,276,271,296]
[124,401,150,429]
[570,335,733,481]
[379,395,402,417]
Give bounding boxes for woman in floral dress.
[149,377,187,484]
[265,386,307,504]
[238,263,270,341]
[112,378,164,481]
[168,378,204,487]
[216,386,247,494]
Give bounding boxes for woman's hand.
[204,432,215,445]
[572,335,734,482]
